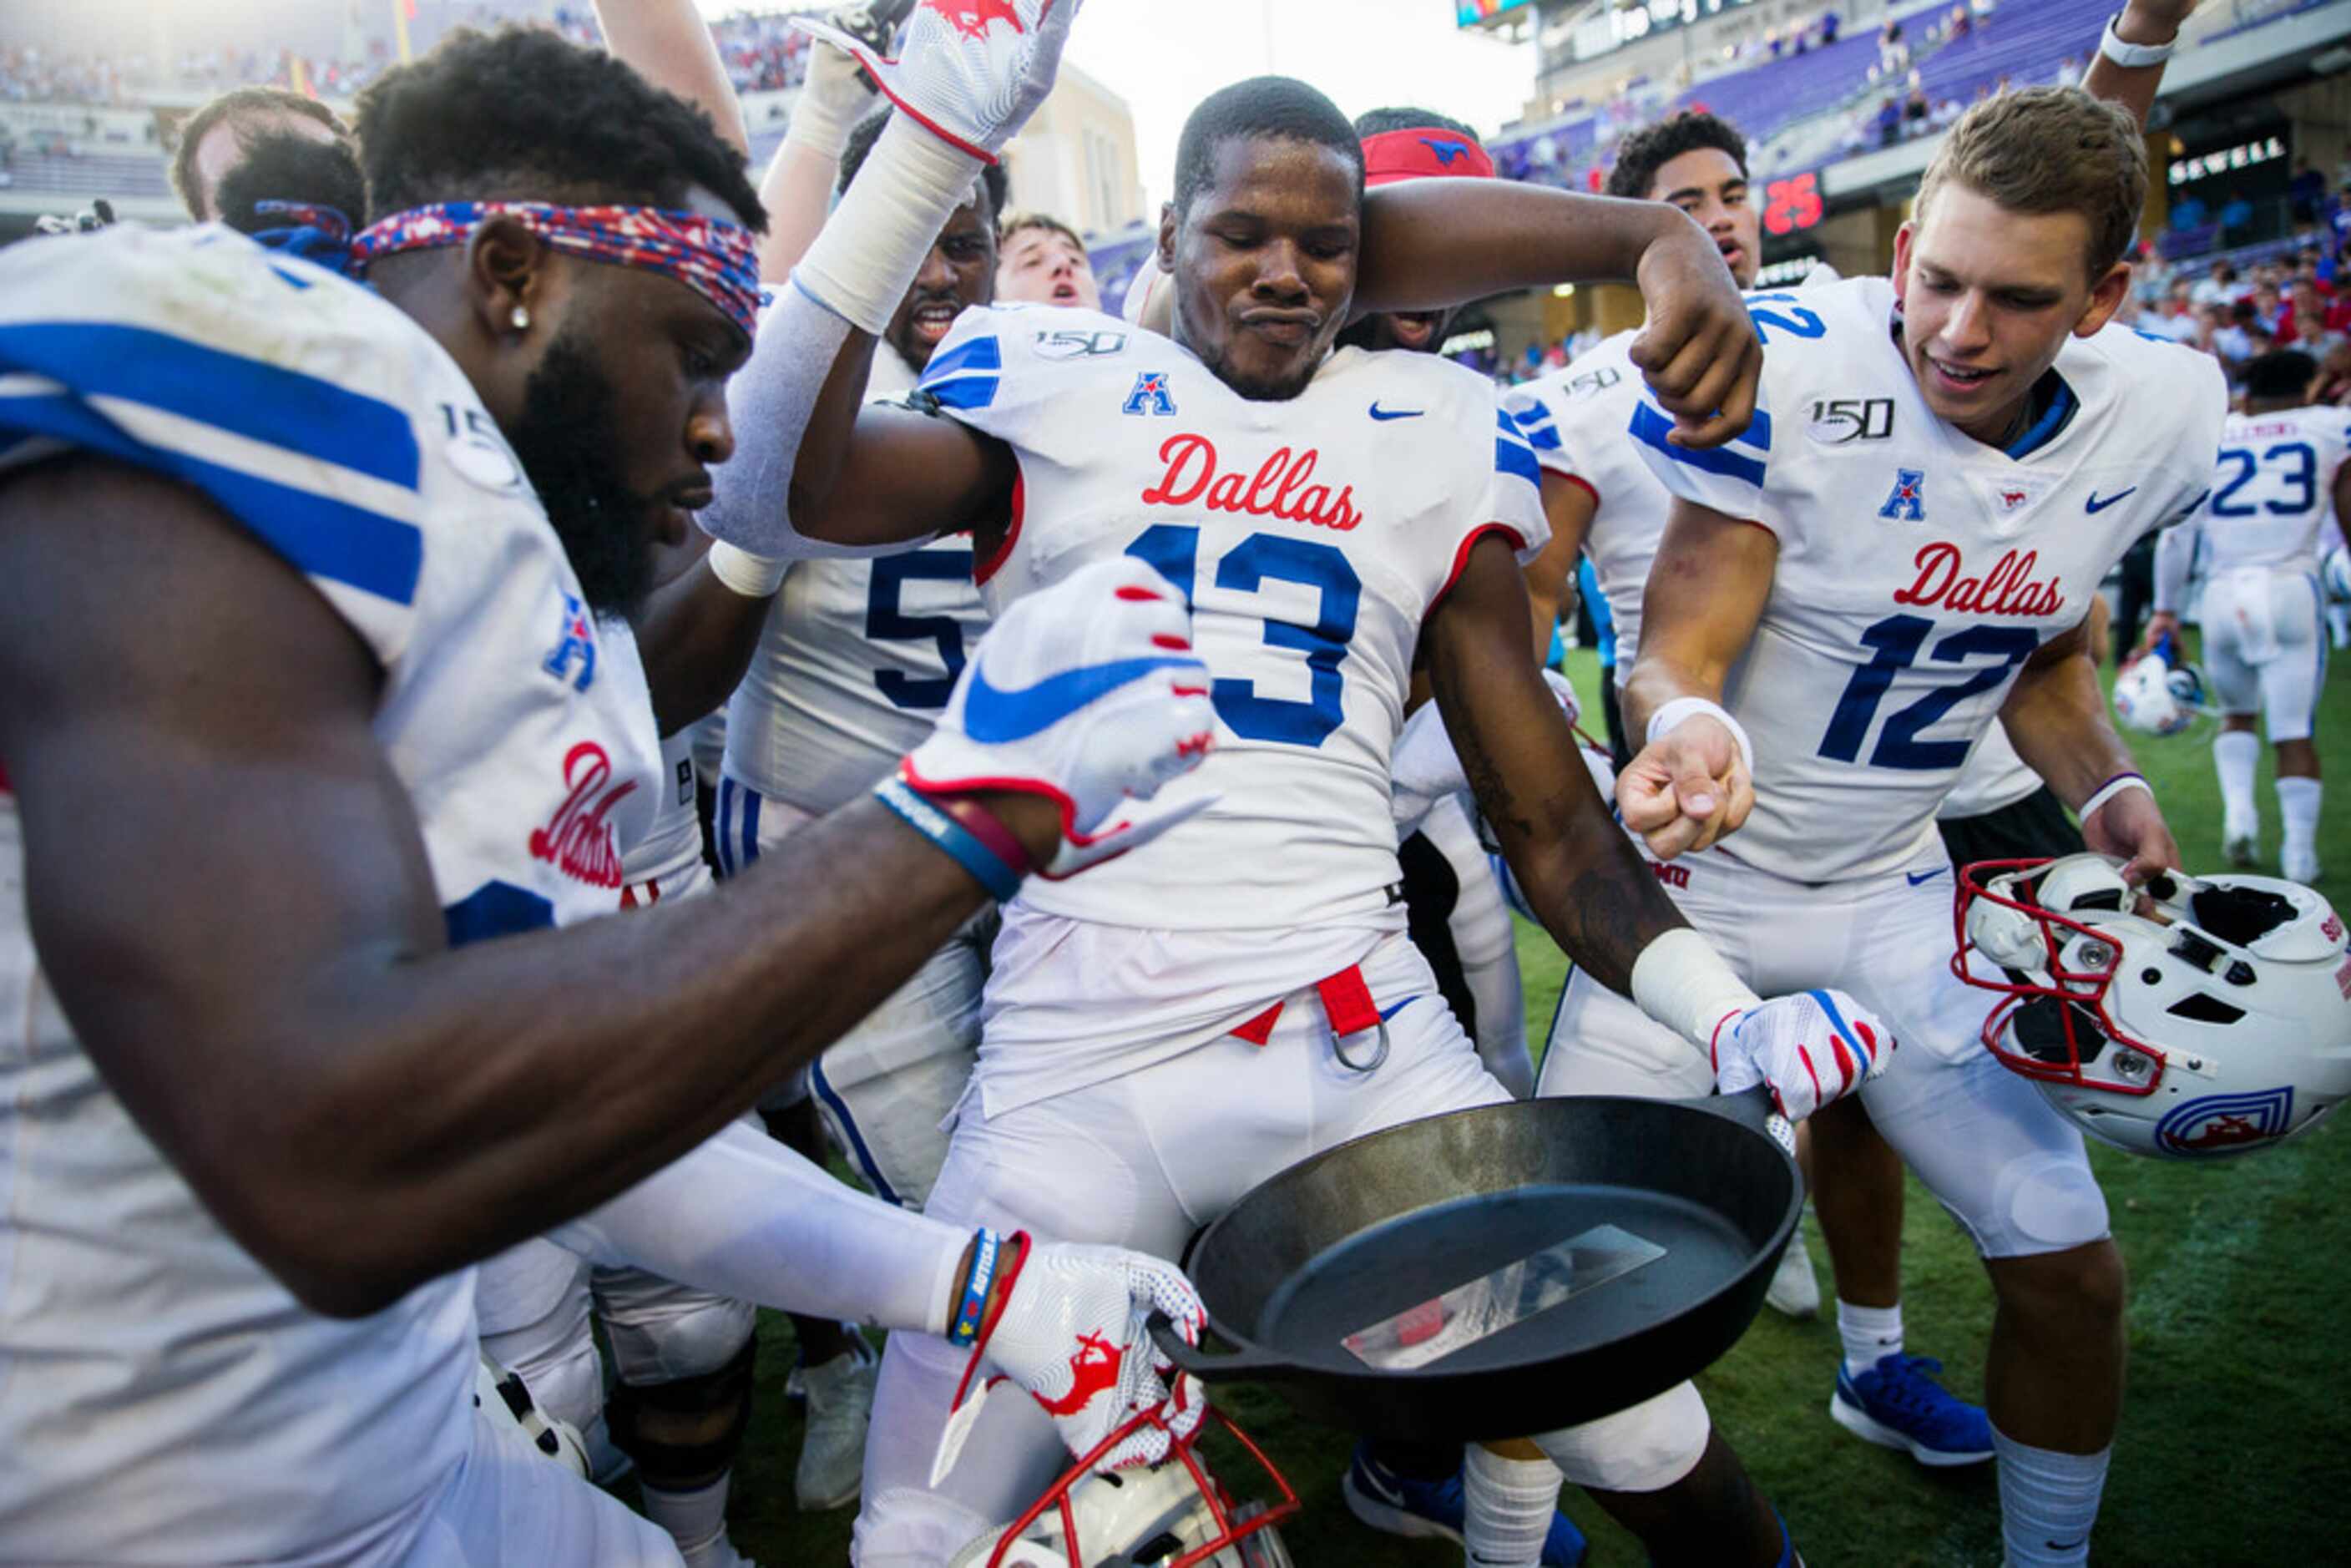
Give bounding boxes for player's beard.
[510,331,662,623]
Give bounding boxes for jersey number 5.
[1818,615,2040,771]
[1125,524,1360,746]
[866,550,974,710]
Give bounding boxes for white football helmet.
[1954,854,2351,1158]
[2111,650,2212,737]
[949,1392,1295,1568]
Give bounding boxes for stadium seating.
[1911,0,2109,106]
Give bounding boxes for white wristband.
[1631,928,1764,1052]
[1646,696,1756,776]
[707,540,788,598]
[2080,771,2151,822]
[2099,13,2177,68]
[794,113,983,335]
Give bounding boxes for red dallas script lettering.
[530,741,637,889]
[1140,432,1363,531]
[1893,542,2064,618]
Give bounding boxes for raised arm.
[1616,497,1778,859]
[593,0,748,156]
[1356,181,1761,448]
[2081,0,2199,131]
[699,3,1066,564]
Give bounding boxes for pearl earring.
[510,304,531,332]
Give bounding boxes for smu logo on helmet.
[2155,1086,2295,1156]
[1421,136,1471,165]
[530,741,638,889]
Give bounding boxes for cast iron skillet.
[1150,1089,1801,1444]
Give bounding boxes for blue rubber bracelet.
[874,777,1024,902]
[950,1228,1002,1348]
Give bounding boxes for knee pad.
[1533,1380,1711,1494]
[607,1338,757,1489]
[1983,1150,2111,1259]
[601,1289,756,1386]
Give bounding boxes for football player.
[1507,109,1987,1467]
[0,24,1216,1564]
[167,83,355,224]
[997,209,1104,309]
[705,7,1895,1560]
[1613,78,2218,1568]
[2146,348,2351,884]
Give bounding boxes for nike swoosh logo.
[2085,488,2136,513]
[2046,1540,2088,1552]
[1368,403,1423,421]
[1906,867,1948,886]
[962,655,1199,743]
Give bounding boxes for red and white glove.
[940,1236,1209,1481]
[1710,989,1893,1121]
[797,0,1079,163]
[902,557,1216,878]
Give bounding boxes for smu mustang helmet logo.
[926,0,1024,41]
[2156,1087,2296,1156]
[531,741,638,889]
[1421,136,1470,165]
[1032,1331,1124,1418]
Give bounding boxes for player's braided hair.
[838,105,1009,219]
[355,26,764,230]
[1353,106,1480,144]
[1173,76,1363,217]
[1605,110,1748,202]
[169,87,350,220]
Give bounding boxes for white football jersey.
[618,637,708,891]
[0,226,662,1563]
[1506,330,1657,681]
[1937,721,2043,820]
[2192,402,2351,576]
[925,304,1550,933]
[724,346,990,812]
[1630,276,2224,882]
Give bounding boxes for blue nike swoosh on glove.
[963,655,1203,743]
[1807,989,1866,1057]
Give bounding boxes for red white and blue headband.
[1362,127,1495,187]
[351,200,762,340]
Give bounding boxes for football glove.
[902,556,1216,878]
[1710,988,1892,1122]
[937,1234,1209,1482]
[797,0,1079,164]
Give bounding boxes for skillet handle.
[1148,1312,1296,1384]
[1702,1084,1797,1156]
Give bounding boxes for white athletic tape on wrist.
[2079,771,2151,822]
[793,113,983,335]
[1631,927,1763,1050]
[706,540,787,597]
[2098,13,2177,69]
[1646,696,1756,776]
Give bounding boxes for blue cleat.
[1830,1352,1995,1466]
[1342,1442,1588,1565]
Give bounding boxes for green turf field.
[726,632,2350,1565]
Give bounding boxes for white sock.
[1463,1446,1560,1568]
[1837,1298,1903,1377]
[1991,1424,2110,1567]
[641,1473,742,1568]
[2278,776,2322,871]
[2215,730,2261,835]
[2328,604,2350,649]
